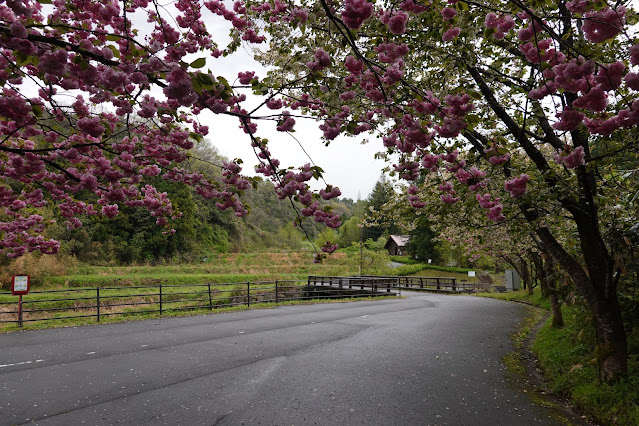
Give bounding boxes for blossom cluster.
[0,0,285,257]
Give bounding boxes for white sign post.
[11,275,30,327]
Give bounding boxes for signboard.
[468,271,476,277]
[11,275,30,295]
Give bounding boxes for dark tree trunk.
[517,256,532,292]
[543,255,564,328]
[591,290,627,381]
[532,253,549,297]
[536,225,627,382]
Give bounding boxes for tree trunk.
[533,253,549,297]
[543,255,564,328]
[549,291,564,328]
[535,225,627,382]
[517,256,532,292]
[468,63,628,382]
[591,292,627,382]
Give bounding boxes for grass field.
[1,252,357,289]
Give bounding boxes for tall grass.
[0,252,78,288]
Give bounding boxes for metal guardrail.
[354,275,491,292]
[0,278,397,327]
[0,275,486,327]
[307,275,401,295]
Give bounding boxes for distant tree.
[364,176,398,241]
[405,214,439,263]
[338,215,362,248]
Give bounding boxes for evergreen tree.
[363,176,398,241]
[405,214,439,263]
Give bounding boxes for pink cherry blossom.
[442,27,460,41]
[341,0,374,30]
[238,71,256,84]
[441,8,456,20]
[487,204,506,222]
[582,7,625,44]
[553,108,585,131]
[504,174,530,198]
[441,194,460,204]
[276,111,296,132]
[387,11,409,35]
[555,146,586,169]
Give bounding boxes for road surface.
[0,292,574,425]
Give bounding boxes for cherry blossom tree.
[244,0,639,381]
[0,0,343,263]
[2,0,638,381]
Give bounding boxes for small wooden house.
[385,235,410,256]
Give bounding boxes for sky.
[206,111,388,201]
[197,15,389,201]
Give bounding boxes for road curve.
[1,292,571,425]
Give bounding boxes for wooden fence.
[0,278,398,327]
[0,275,490,327]
[310,275,492,293]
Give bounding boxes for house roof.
[385,235,410,248]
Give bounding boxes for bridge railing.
[307,275,400,295]
[0,279,397,328]
[311,275,492,293]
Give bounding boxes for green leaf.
[107,45,120,59]
[32,104,44,118]
[189,132,203,142]
[190,58,206,69]
[15,51,28,66]
[196,73,215,88]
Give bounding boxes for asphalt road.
[1,292,572,425]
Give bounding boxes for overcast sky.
[199,15,389,201]
[206,111,388,200]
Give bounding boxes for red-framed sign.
[11,275,30,295]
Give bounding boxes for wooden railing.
[1,279,399,327]
[307,276,400,295]
[344,275,491,292]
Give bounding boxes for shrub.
[0,252,78,288]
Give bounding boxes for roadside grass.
[0,295,399,333]
[476,289,639,425]
[475,289,550,309]
[533,305,639,425]
[44,273,295,288]
[410,268,491,284]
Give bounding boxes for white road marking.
[0,359,44,368]
[85,352,96,355]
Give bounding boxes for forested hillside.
[24,142,371,265]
